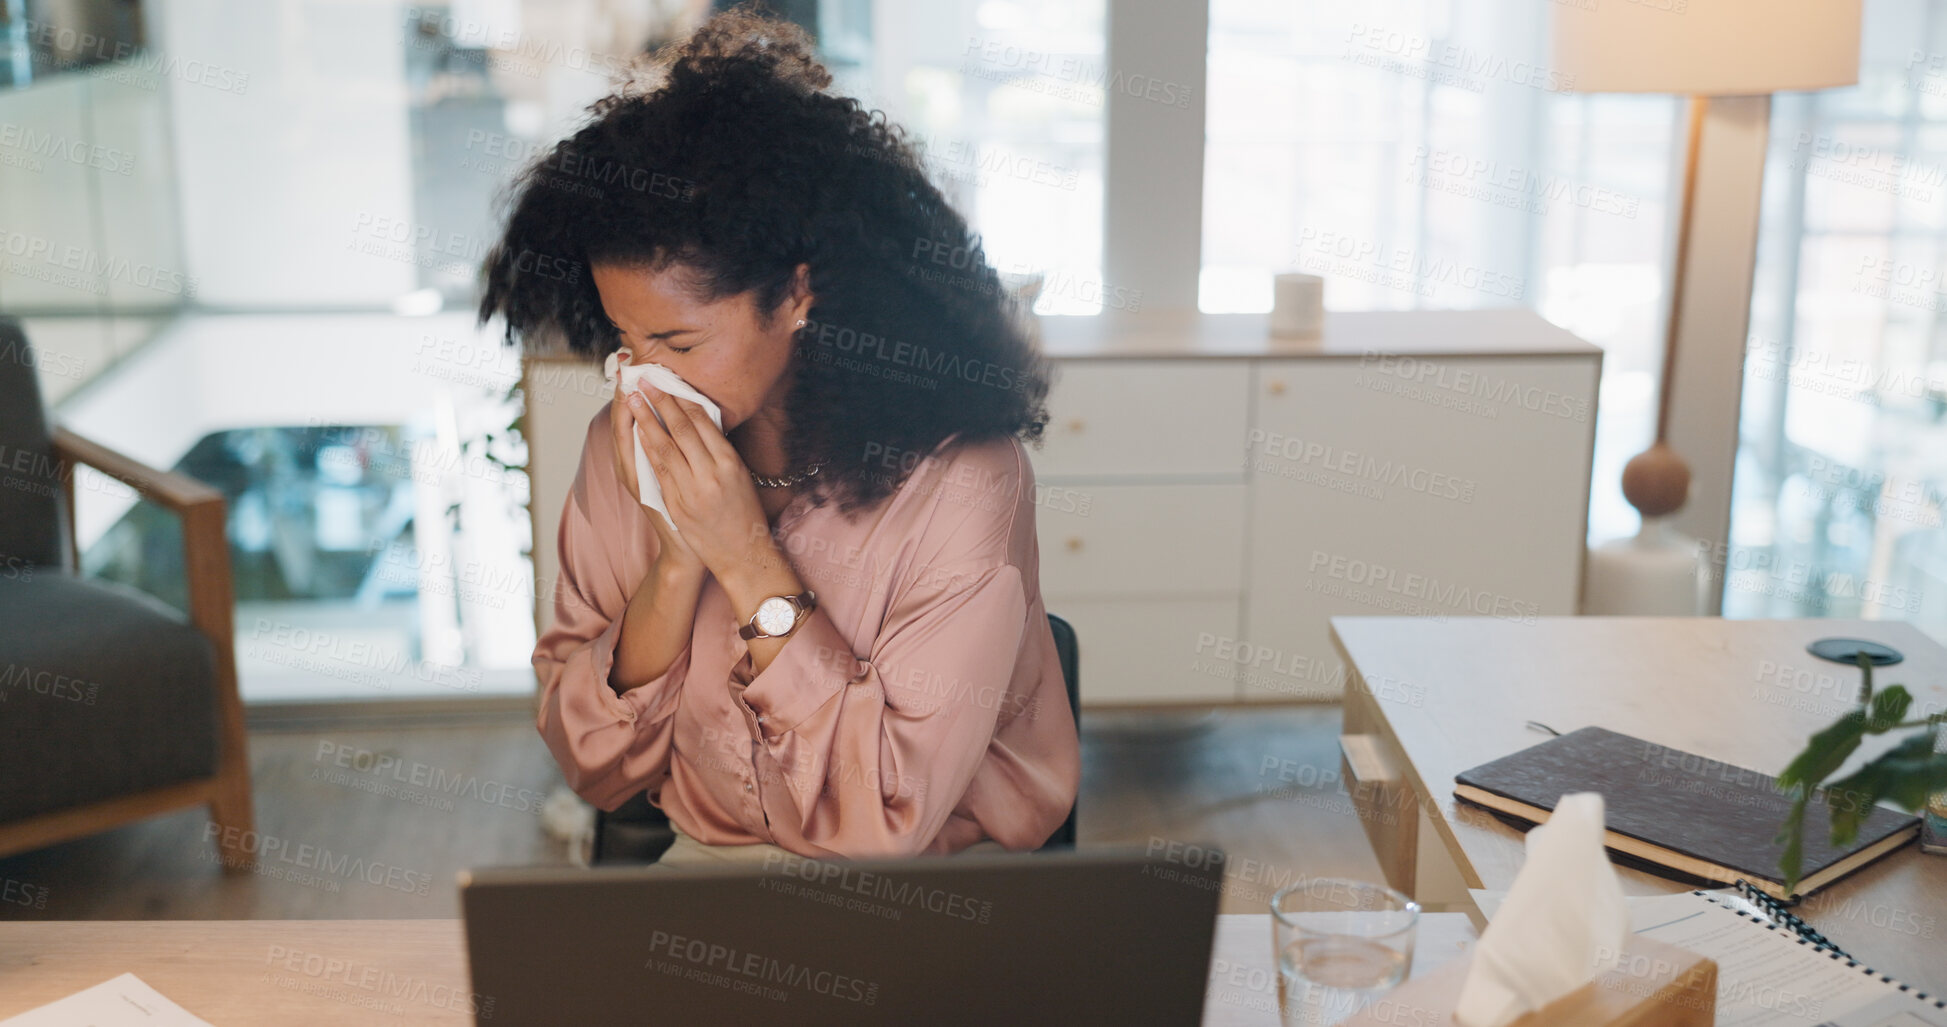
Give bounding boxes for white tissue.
[602,349,724,528]
[1454,792,1630,1027]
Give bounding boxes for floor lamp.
[1558,0,1863,614]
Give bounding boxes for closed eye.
[608,319,698,355]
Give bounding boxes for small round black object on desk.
[1806,637,1904,666]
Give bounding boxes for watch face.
[755,596,797,636]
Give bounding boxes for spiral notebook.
[1718,878,1849,957]
[1631,887,1945,1027]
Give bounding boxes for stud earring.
[795,318,807,328]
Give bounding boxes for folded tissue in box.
[1454,792,1630,1027]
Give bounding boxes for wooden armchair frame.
[0,429,255,870]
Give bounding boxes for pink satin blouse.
[533,407,1081,858]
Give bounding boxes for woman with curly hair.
[479,10,1080,863]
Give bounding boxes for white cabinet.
[1029,310,1600,706]
[1241,356,1597,702]
[1027,361,1255,706]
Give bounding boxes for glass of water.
[1270,878,1419,1026]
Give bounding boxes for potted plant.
[1777,653,1947,893]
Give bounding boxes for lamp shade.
[1553,0,1861,95]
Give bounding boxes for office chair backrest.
[1042,612,1080,850]
[0,320,67,569]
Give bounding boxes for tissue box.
[1341,935,1716,1027]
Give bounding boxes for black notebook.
[1452,726,1920,898]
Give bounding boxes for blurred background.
[3,0,1943,716]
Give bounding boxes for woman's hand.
[611,390,705,579]
[626,382,812,672]
[621,382,775,582]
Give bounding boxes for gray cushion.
[0,318,67,569]
[0,573,220,822]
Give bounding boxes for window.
[1729,0,1947,635]
[1202,0,1675,541]
[859,0,1107,312]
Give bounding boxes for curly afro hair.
[478,7,1050,515]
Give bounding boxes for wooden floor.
[0,705,1380,919]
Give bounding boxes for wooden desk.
[0,914,1477,1025]
[0,920,473,1024]
[1332,616,1947,995]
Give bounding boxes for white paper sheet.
[0,973,213,1026]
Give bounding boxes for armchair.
[0,319,254,870]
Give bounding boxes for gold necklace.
[750,462,823,489]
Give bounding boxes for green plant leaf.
[1777,710,1867,793]
[1864,685,1913,734]
[1821,732,1947,847]
[1777,792,1811,894]
[1776,658,1945,895]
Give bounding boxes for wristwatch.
[738,589,818,640]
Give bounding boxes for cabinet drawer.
[1047,597,1242,705]
[1035,483,1246,599]
[1243,355,1597,700]
[1339,733,1417,894]
[1034,361,1250,477]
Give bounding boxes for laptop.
[459,847,1224,1025]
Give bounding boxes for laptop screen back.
[460,847,1224,1025]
